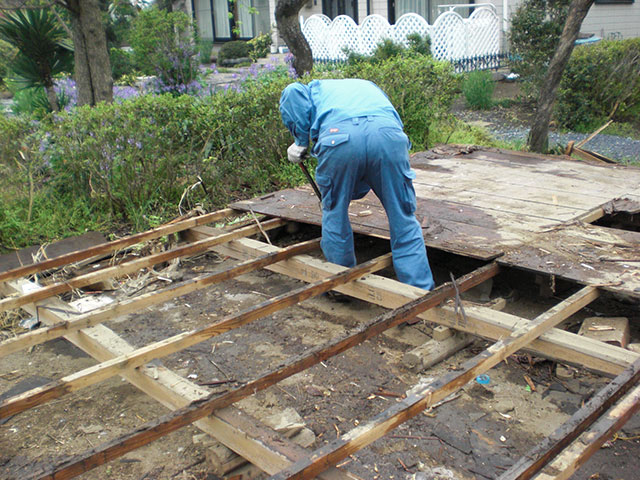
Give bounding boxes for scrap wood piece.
[0,252,393,419]
[498,357,640,480]
[267,286,599,480]
[191,230,638,376]
[532,382,640,480]
[25,262,498,480]
[0,238,322,359]
[0,281,357,480]
[0,217,286,314]
[0,208,235,284]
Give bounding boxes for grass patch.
[463,70,495,110]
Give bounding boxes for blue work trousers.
[312,116,435,290]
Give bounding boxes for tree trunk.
[65,0,113,106]
[275,0,313,77]
[527,0,594,153]
[44,83,59,112]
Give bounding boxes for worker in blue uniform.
[280,79,435,291]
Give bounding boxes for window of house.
[195,0,271,41]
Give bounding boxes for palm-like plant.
[0,8,73,112]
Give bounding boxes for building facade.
[188,0,639,44]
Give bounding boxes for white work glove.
[287,143,308,164]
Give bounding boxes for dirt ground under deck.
[1,229,639,480]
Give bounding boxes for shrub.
[556,39,640,131]
[218,40,252,65]
[341,55,460,150]
[110,47,136,81]
[509,0,570,95]
[248,32,272,61]
[0,38,17,87]
[129,7,199,92]
[198,39,214,64]
[346,33,431,68]
[406,32,431,56]
[463,70,495,109]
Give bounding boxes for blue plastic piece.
[476,374,490,385]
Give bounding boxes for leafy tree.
[0,0,113,106]
[0,8,73,111]
[129,6,198,92]
[509,0,570,96]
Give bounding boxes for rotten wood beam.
[533,383,640,480]
[267,286,600,480]
[1,253,393,419]
[25,262,499,480]
[0,208,235,284]
[0,218,286,313]
[499,357,640,480]
[0,238,321,358]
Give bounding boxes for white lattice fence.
[301,8,501,68]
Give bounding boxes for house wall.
[506,0,640,40]
[581,2,640,39]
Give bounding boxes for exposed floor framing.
[1,146,639,480]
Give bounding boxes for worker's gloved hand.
[287,143,308,164]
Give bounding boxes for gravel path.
[489,124,640,163]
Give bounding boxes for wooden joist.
[0,238,321,358]
[0,252,393,419]
[187,227,639,375]
[532,383,640,480]
[26,262,499,480]
[0,279,359,480]
[499,357,640,480]
[268,286,599,480]
[0,208,234,284]
[0,217,286,313]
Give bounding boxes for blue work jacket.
[279,79,403,148]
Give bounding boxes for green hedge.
[0,56,462,250]
[556,39,640,130]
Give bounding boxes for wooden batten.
[0,208,235,284]
[268,287,599,479]
[0,218,286,314]
[26,263,498,480]
[1,252,392,419]
[0,238,321,358]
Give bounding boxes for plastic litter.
[476,374,490,385]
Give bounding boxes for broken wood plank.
[0,238,321,358]
[187,228,638,375]
[499,357,640,480]
[0,217,286,313]
[0,280,358,480]
[267,286,599,480]
[532,383,640,480]
[0,208,234,283]
[26,262,498,480]
[0,252,393,419]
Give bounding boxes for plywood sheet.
[231,147,640,296]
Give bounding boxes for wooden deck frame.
[188,227,639,376]
[0,238,321,358]
[27,263,500,480]
[267,286,600,479]
[1,249,392,419]
[0,208,234,284]
[0,217,286,313]
[1,210,638,480]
